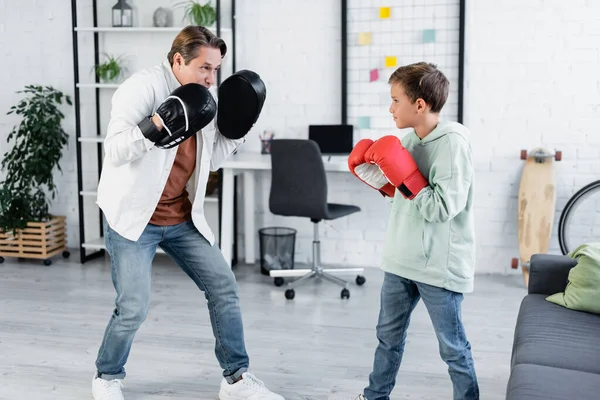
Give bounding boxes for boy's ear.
[415,98,429,113]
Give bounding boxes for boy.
[348,62,479,400]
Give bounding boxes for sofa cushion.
[506,363,600,400]
[512,294,600,374]
[546,242,600,314]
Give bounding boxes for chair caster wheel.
[43,259,52,266]
[341,288,350,299]
[285,288,295,300]
[62,251,70,258]
[0,256,4,263]
[274,277,284,287]
[356,275,366,285]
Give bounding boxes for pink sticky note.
[370,69,379,82]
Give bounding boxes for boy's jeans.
[364,272,479,400]
[95,219,249,382]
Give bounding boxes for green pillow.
[546,242,600,314]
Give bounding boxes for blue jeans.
[364,272,479,400]
[95,218,249,382]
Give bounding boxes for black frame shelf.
[70,0,236,264]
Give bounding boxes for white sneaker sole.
[218,392,243,400]
[219,391,281,400]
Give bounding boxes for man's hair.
[388,62,449,113]
[167,25,227,66]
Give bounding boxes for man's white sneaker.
[92,372,124,400]
[219,372,284,400]
[354,395,367,400]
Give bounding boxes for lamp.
[112,0,133,27]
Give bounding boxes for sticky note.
[385,56,397,67]
[423,29,436,43]
[380,7,391,19]
[369,69,379,82]
[358,32,371,45]
[357,116,371,129]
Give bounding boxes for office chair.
[267,139,366,300]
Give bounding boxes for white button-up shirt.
[96,60,244,244]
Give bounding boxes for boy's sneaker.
[219,372,284,400]
[92,372,124,400]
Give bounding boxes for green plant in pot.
[175,0,216,27]
[0,85,71,235]
[93,53,126,83]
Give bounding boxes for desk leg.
[221,169,235,267]
[243,171,255,264]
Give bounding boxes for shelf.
[80,191,220,203]
[77,83,120,89]
[71,0,232,264]
[74,27,231,33]
[82,237,165,254]
[79,136,105,143]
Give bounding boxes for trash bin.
[258,227,296,276]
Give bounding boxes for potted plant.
[175,0,216,27]
[93,53,126,83]
[0,85,72,265]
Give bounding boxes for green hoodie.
[381,121,476,293]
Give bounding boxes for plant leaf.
[0,84,71,231]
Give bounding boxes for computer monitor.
[308,124,353,155]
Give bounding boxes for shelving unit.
[70,0,236,263]
[74,27,188,32]
[76,83,120,88]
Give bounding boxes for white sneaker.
[219,372,284,400]
[92,372,124,400]
[355,395,367,400]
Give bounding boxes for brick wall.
[0,0,598,274]
[235,0,600,274]
[464,0,600,273]
[0,0,79,248]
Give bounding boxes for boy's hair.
[167,25,227,66]
[388,62,449,113]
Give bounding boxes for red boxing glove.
[364,135,428,200]
[348,139,396,197]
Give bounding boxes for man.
[92,25,282,400]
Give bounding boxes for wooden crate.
[0,216,68,264]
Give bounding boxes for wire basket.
[258,227,296,275]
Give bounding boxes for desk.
[219,152,350,267]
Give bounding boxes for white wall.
[0,0,78,245]
[0,0,598,274]
[0,0,226,250]
[233,0,600,273]
[464,0,600,272]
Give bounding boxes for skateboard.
[511,147,562,287]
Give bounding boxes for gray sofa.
[506,254,600,399]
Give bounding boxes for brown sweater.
[149,135,196,226]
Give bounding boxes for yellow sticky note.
[380,7,391,19]
[385,56,397,67]
[358,32,371,45]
